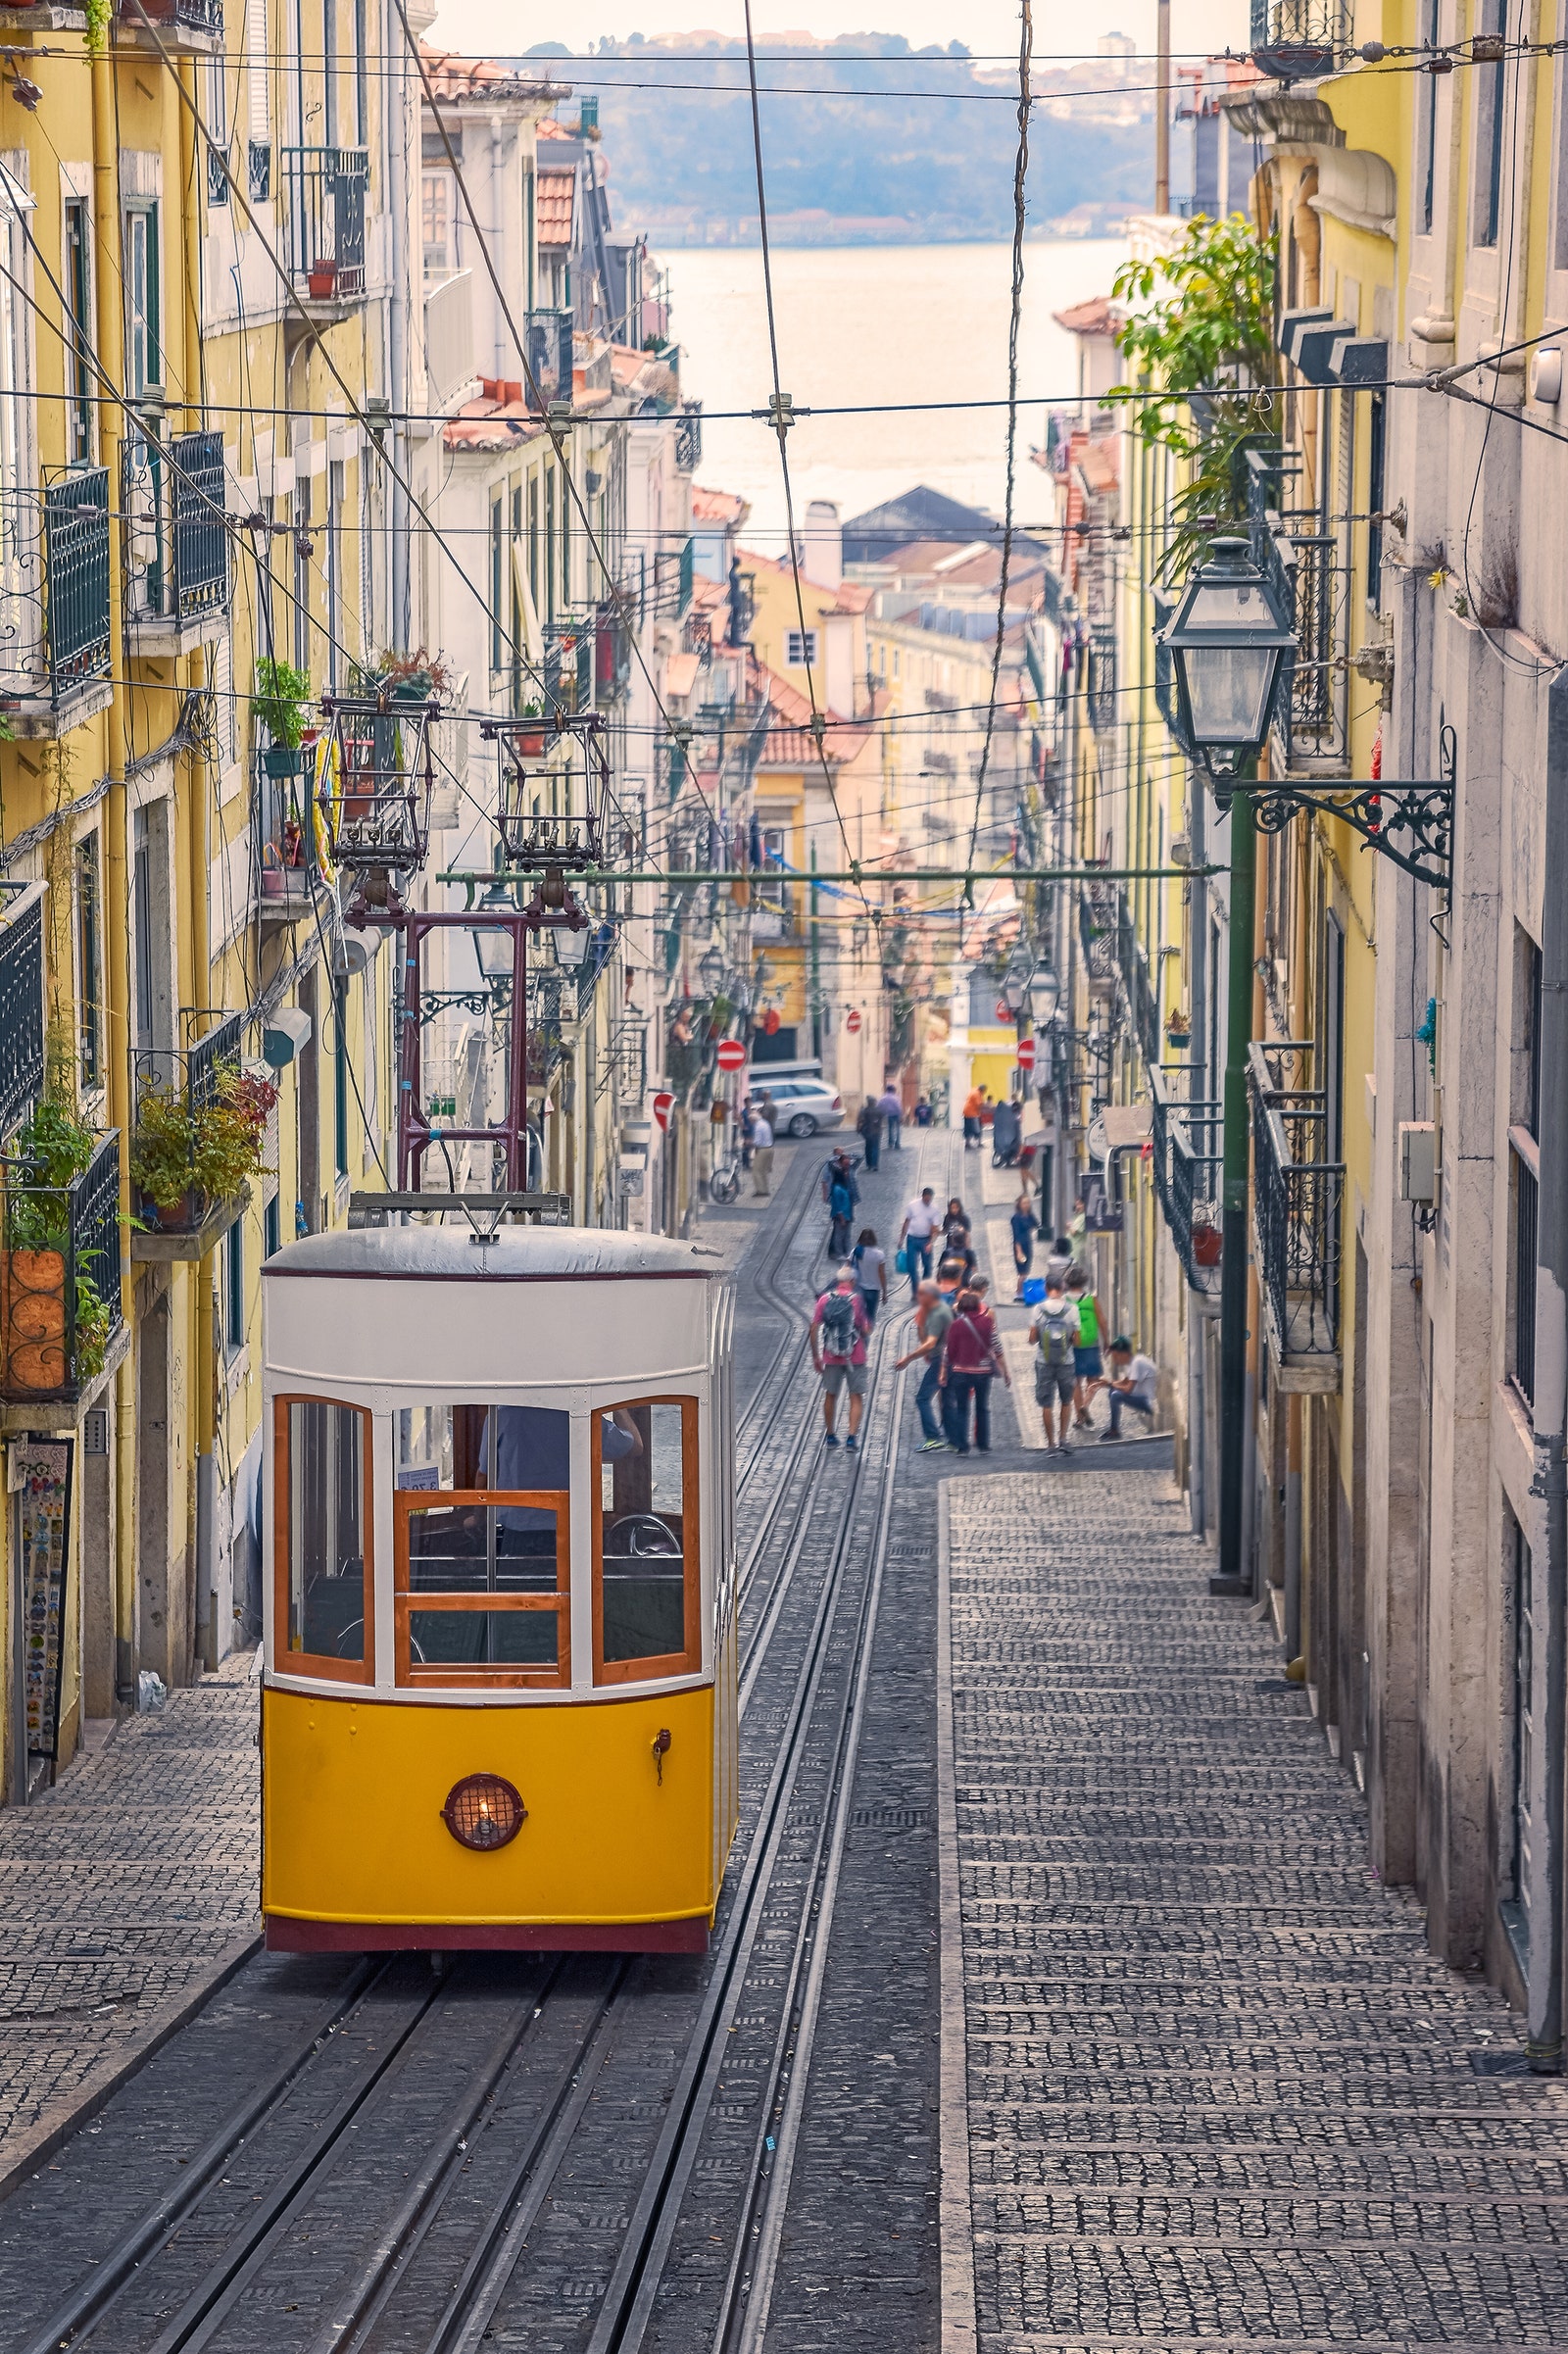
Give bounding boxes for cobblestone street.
[942,1469,1568,2350]
[0,1660,259,2188]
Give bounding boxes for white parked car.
[751,1075,845,1138]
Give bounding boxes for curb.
[0,1929,263,2208]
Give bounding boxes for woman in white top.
[750,1110,774,1197]
[852,1227,888,1324]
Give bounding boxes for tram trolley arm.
[348,1189,571,1225]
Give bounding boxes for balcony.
[116,0,222,47]
[1171,1103,1224,1300]
[1078,878,1119,999]
[1115,892,1161,1073]
[257,752,328,933]
[1249,0,1348,84]
[0,472,112,734]
[674,402,703,472]
[0,886,45,1138]
[595,601,632,703]
[523,311,573,410]
[424,271,475,409]
[279,148,368,322]
[131,1014,257,1261]
[653,536,695,619]
[1250,1039,1344,1389]
[123,430,230,655]
[0,1131,125,1408]
[1248,447,1350,773]
[1086,619,1117,737]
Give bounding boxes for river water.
[662,237,1129,544]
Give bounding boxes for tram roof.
[264,1225,725,1281]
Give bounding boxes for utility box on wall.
[1398,1120,1438,1202]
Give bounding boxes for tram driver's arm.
[603,1411,642,1459]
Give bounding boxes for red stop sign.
[1016,1037,1037,1070]
[845,1007,862,1034]
[715,1039,746,1072]
[652,1091,675,1132]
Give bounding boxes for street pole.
[1154,0,1171,215]
[1211,784,1256,1596]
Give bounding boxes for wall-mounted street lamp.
[1027,967,1061,1025]
[1158,538,1294,782]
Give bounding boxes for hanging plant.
[252,656,313,750]
[84,0,109,56]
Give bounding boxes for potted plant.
[253,656,312,776]
[131,1063,278,1231]
[515,698,548,758]
[308,259,339,300]
[1166,1007,1192,1051]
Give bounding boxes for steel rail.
[15,1960,386,2354]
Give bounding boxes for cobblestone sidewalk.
[0,1657,259,2188]
[942,1469,1568,2350]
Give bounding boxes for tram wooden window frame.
[393,1487,571,1691]
[272,1394,375,1688]
[592,1395,702,1687]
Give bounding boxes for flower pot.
[264,744,304,778]
[1193,1225,1223,1268]
[517,727,548,757]
[1166,1030,1191,1051]
[138,1188,204,1234]
[0,1248,68,1396]
[308,261,338,300]
[261,866,285,899]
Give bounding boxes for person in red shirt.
[810,1265,872,1450]
[940,1286,1009,1454]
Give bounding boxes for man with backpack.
[810,1265,872,1449]
[1028,1274,1080,1452]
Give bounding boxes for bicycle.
[709,1152,744,1205]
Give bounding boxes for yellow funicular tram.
[261,1221,738,1950]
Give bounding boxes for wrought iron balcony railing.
[118,0,222,35]
[0,889,45,1139]
[123,430,230,628]
[0,1129,123,1402]
[280,147,368,300]
[1250,0,1349,83]
[1078,877,1119,997]
[1170,1103,1224,1298]
[1086,619,1118,737]
[1247,445,1351,771]
[1116,893,1162,1074]
[595,600,632,703]
[1250,1038,1345,1369]
[0,472,113,713]
[674,402,702,472]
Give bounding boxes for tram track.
[23,1144,936,2354]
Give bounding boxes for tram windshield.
[395,1404,573,1677]
[599,1399,695,1673]
[281,1398,369,1669]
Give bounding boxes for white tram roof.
[264,1224,723,1283]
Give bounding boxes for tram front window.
[394,1403,580,1684]
[598,1399,696,1675]
[281,1398,370,1670]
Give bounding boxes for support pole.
[1528,666,1568,2072]
[1212,788,1256,1595]
[1154,0,1171,215]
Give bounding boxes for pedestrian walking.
[962,1085,983,1148]
[895,1276,956,1449]
[1067,1263,1103,1430]
[913,1095,933,1127]
[1010,1190,1040,1300]
[1098,1336,1158,1441]
[1028,1275,1080,1452]
[942,1197,976,1280]
[877,1082,903,1151]
[827,1163,857,1258]
[939,1286,1009,1454]
[810,1264,872,1450]
[856,1093,884,1173]
[852,1227,887,1325]
[898,1185,939,1295]
[739,1097,756,1171]
[1043,1231,1073,1291]
[750,1106,774,1197]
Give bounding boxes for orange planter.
[0,1248,68,1394]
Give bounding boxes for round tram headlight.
[441,1772,527,1851]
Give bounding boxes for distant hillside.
[525,36,1153,246]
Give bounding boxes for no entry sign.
[715,1039,746,1072]
[652,1091,675,1132]
[1016,1037,1037,1070]
[845,1007,863,1034]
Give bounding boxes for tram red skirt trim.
[265,1914,710,1953]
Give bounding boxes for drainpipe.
[1528,664,1568,2073]
[386,0,411,648]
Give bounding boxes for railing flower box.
[0,1119,123,1403]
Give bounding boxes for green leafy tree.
[1110,214,1279,581]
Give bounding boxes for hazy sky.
[425,0,1251,73]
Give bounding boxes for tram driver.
[476,1405,644,1555]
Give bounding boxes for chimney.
[803,499,843,591]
